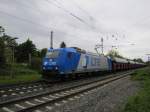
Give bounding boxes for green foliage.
[30,57,42,72]
[107,49,123,58]
[0,74,41,85]
[60,41,66,48]
[2,35,18,64]
[122,67,150,112]
[0,63,41,84]
[40,48,47,58]
[0,63,38,76]
[16,38,37,63]
[0,37,5,66]
[133,58,144,63]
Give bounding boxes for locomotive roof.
[128,60,135,64]
[112,57,128,63]
[48,47,77,52]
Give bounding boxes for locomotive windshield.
[46,50,59,58]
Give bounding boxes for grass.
[122,67,150,112]
[0,63,41,85]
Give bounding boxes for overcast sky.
[0,0,150,61]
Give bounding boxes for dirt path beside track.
[53,75,140,112]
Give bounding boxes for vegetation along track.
[0,71,133,112]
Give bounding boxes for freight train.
[42,47,146,79]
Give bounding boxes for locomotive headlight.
[44,62,48,65]
[43,67,45,70]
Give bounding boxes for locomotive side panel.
[76,53,110,73]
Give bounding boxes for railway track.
[0,81,53,99]
[0,71,131,102]
[0,71,133,112]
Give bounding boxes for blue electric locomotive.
[42,47,112,79]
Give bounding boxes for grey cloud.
[0,0,150,61]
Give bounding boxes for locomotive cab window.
[46,50,59,58]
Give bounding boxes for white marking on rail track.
[25,101,36,106]
[8,89,13,92]
[70,89,75,92]
[19,92,24,94]
[61,92,68,95]
[55,93,63,97]
[0,90,5,93]
[58,94,65,97]
[62,100,68,103]
[42,97,52,100]
[22,87,26,89]
[39,88,43,90]
[87,90,92,93]
[91,89,96,92]
[34,110,43,112]
[65,90,71,93]
[2,94,8,97]
[16,88,20,91]
[33,89,37,91]
[55,103,61,106]
[11,93,17,96]
[27,90,32,93]
[2,107,14,112]
[46,106,53,110]
[35,110,43,112]
[49,95,58,98]
[68,98,74,101]
[34,99,45,103]
[83,92,88,95]
[15,104,26,109]
[74,96,80,99]
[79,94,84,97]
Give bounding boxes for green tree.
[60,41,66,48]
[40,48,47,58]
[0,26,6,66]
[0,26,5,36]
[2,35,18,64]
[16,38,36,63]
[133,58,144,63]
[0,37,5,66]
[107,50,123,58]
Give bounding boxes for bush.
[123,67,150,112]
[30,57,42,72]
[0,38,6,66]
[0,63,38,76]
[0,68,10,76]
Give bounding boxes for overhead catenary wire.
[0,9,95,43]
[13,0,99,37]
[0,10,50,30]
[1,1,131,49]
[14,0,45,16]
[58,0,95,21]
[45,0,94,29]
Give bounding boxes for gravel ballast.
[50,75,140,112]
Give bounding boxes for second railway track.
[0,81,52,99]
[0,71,133,112]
